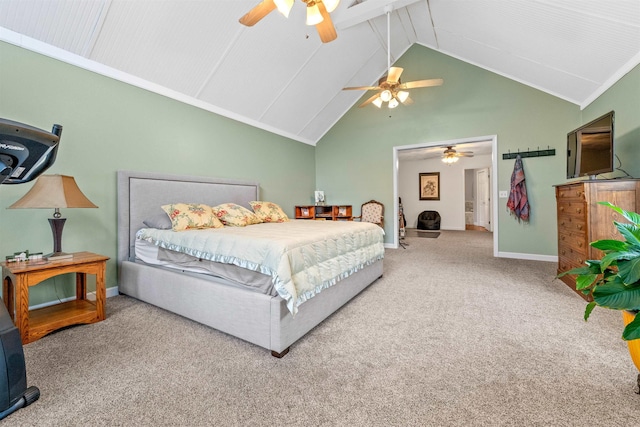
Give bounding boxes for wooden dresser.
[555,179,640,299]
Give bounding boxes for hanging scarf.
[507,154,529,222]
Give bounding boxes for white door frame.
[392,135,499,257]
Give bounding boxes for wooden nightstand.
[1,251,109,344]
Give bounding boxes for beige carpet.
[5,230,639,426]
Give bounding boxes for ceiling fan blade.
[459,152,474,157]
[343,85,381,91]
[359,93,381,108]
[316,2,337,43]
[387,67,403,84]
[400,95,414,105]
[239,0,276,26]
[400,78,444,89]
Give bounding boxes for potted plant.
[558,202,640,392]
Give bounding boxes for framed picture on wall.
[419,172,440,200]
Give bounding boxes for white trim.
[415,42,582,107]
[0,27,315,146]
[393,135,499,255]
[28,286,120,311]
[496,251,558,263]
[580,51,640,109]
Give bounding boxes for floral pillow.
[161,203,224,231]
[249,201,289,223]
[213,203,262,227]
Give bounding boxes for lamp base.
[46,252,73,261]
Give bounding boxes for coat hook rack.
[502,146,555,160]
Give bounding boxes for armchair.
[354,200,384,228]
[417,210,441,230]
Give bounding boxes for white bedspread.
[136,220,384,315]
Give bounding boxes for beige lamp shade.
[8,175,97,259]
[8,175,97,210]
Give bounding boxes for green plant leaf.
[584,302,596,321]
[614,221,640,247]
[557,265,596,278]
[591,239,628,252]
[575,274,598,290]
[599,202,640,226]
[599,249,640,270]
[617,257,640,284]
[622,312,640,340]
[593,281,640,311]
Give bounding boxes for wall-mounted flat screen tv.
[566,111,614,179]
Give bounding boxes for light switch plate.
[499,191,508,198]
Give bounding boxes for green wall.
[316,44,580,256]
[582,64,640,178]
[0,41,315,306]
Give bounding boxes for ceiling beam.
[333,0,424,29]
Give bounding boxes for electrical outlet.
[499,191,508,198]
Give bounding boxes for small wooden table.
[1,251,109,344]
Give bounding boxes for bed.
[117,171,384,357]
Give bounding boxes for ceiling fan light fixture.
[397,91,409,103]
[388,98,399,109]
[323,0,340,13]
[442,156,459,164]
[306,3,324,25]
[274,0,294,17]
[372,97,383,108]
[380,89,392,103]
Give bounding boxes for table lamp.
[8,175,97,260]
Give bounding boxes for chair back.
[360,200,384,227]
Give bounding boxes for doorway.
[393,135,498,256]
[464,167,492,232]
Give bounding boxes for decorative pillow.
[143,212,173,230]
[249,201,289,223]
[213,203,262,227]
[160,203,224,231]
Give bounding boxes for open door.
[475,168,491,231]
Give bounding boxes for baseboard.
[496,251,558,263]
[28,286,120,311]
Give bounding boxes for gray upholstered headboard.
[117,171,259,266]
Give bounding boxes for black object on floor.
[0,302,40,420]
[417,232,440,238]
[417,211,441,230]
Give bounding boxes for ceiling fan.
[342,6,443,108]
[442,146,474,164]
[239,0,339,43]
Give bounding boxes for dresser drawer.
[557,200,586,217]
[556,184,585,201]
[558,227,587,254]
[557,214,587,234]
[558,253,587,272]
[558,241,587,259]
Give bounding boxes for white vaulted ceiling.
[0,0,638,145]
